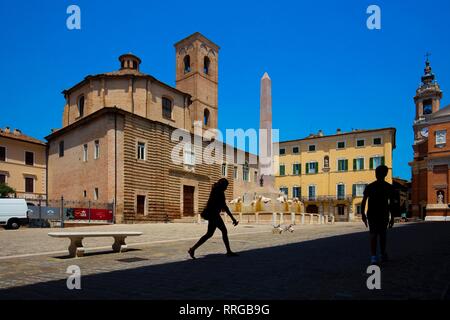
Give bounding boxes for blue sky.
[1,0,449,180]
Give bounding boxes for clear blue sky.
[1,0,450,180]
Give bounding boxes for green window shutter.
[381,156,385,166]
[352,184,356,197]
[315,162,319,173]
[353,159,356,170]
[306,164,309,174]
[345,160,348,171]
[370,158,374,170]
[299,164,302,175]
[361,159,364,170]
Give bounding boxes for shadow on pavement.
[0,223,449,300]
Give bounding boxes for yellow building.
[0,127,47,201]
[275,128,396,221]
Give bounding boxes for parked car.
[0,199,31,229]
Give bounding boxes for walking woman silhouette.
[188,178,239,259]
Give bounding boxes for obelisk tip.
[262,72,271,80]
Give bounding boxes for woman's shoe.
[226,251,239,257]
[188,248,196,259]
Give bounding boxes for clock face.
[420,127,429,138]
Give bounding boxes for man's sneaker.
[370,256,379,266]
[380,253,389,263]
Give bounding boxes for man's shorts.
[368,216,389,235]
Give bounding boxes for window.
[162,97,172,119]
[292,147,299,154]
[337,184,345,200]
[280,187,288,197]
[306,162,318,174]
[423,99,432,115]
[234,166,238,179]
[183,144,195,166]
[82,144,88,162]
[137,142,146,160]
[221,163,227,177]
[78,96,85,118]
[0,146,5,161]
[25,152,34,166]
[243,162,250,181]
[373,137,382,145]
[59,141,64,157]
[94,140,100,159]
[337,141,345,149]
[337,205,345,216]
[308,144,316,152]
[293,186,301,198]
[353,158,364,171]
[0,174,6,184]
[293,163,301,175]
[356,139,365,147]
[25,177,34,193]
[337,159,348,172]
[279,164,286,176]
[370,156,385,170]
[94,188,99,200]
[353,184,367,197]
[184,55,191,73]
[308,185,316,200]
[204,109,210,126]
[83,190,87,198]
[204,56,210,74]
[137,195,146,215]
[279,148,286,155]
[436,130,447,146]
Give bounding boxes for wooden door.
[183,186,195,217]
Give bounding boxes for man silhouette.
[188,178,239,259]
[361,165,397,265]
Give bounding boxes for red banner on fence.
[73,208,113,221]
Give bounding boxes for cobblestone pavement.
[0,222,449,300]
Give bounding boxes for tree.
[0,183,15,198]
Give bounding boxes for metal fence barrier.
[20,197,115,228]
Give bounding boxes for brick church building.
[46,33,259,223]
[410,58,450,221]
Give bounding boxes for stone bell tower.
[413,57,443,144]
[174,32,219,132]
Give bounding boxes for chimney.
[336,128,342,134]
[4,127,10,134]
[13,129,21,136]
[318,130,324,137]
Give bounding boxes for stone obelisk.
[258,72,276,192]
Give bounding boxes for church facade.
[46,33,258,223]
[410,59,450,221]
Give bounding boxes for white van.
[0,199,30,229]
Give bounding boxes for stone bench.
[48,231,143,258]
